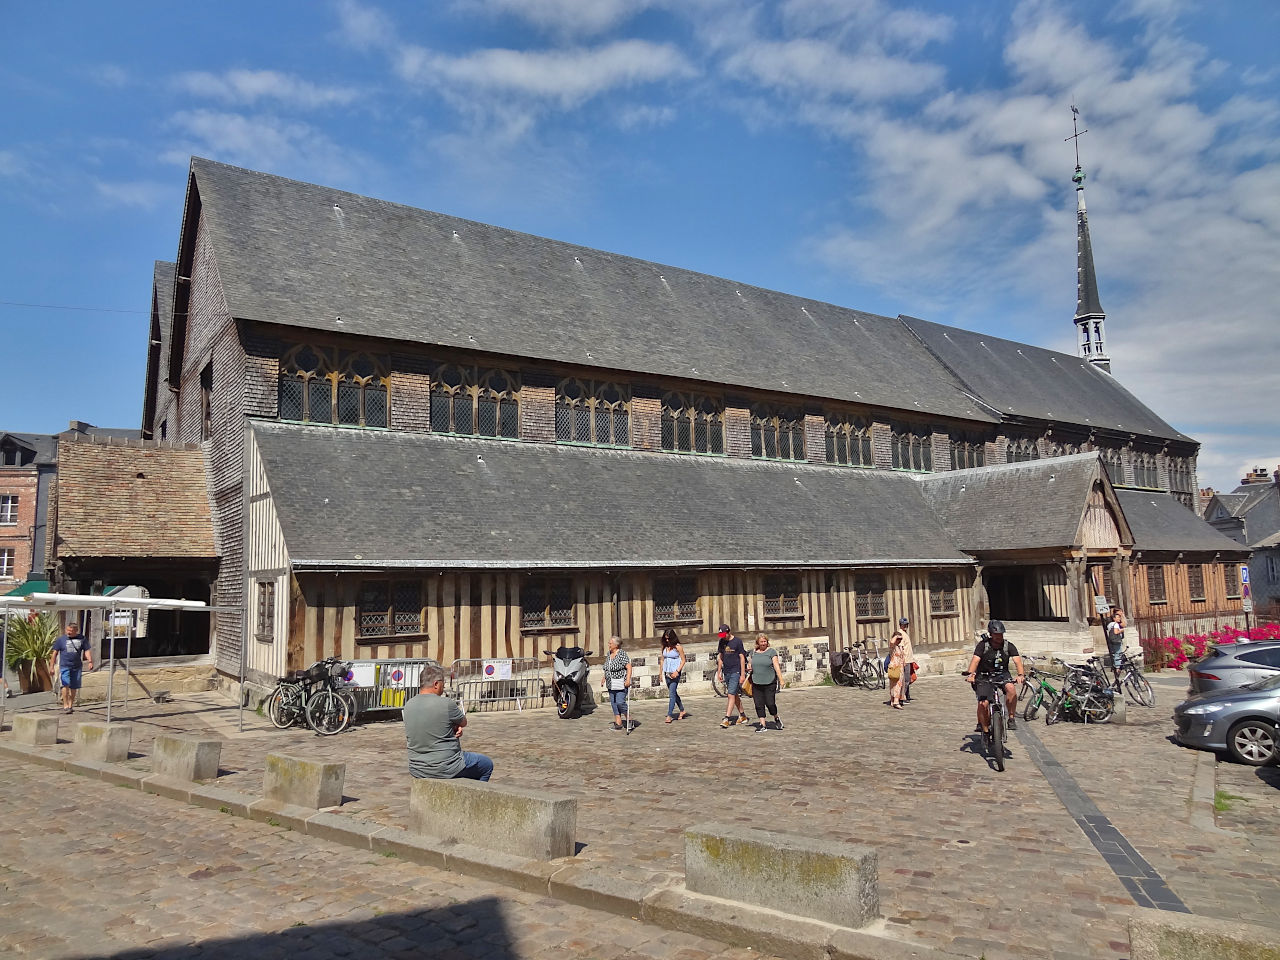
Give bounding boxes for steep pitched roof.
[0,432,58,465]
[53,438,216,559]
[1212,493,1250,518]
[1228,483,1280,547]
[187,158,999,423]
[153,260,175,382]
[250,421,972,570]
[899,316,1188,441]
[914,453,1123,553]
[1115,490,1249,555]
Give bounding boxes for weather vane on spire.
[1066,104,1088,185]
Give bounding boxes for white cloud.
[87,64,130,87]
[162,110,365,184]
[92,179,170,210]
[779,0,954,51]
[395,39,694,107]
[174,70,360,108]
[333,0,396,51]
[725,39,943,101]
[0,150,24,178]
[615,103,676,129]
[453,0,656,37]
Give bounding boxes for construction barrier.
[341,658,441,714]
[450,657,546,712]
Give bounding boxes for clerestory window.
[891,426,932,471]
[1006,438,1040,464]
[279,344,390,428]
[661,392,724,455]
[825,418,873,467]
[751,406,805,461]
[555,378,630,446]
[431,364,520,438]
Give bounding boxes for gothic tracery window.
[950,436,985,470]
[1133,452,1160,489]
[751,405,805,461]
[555,378,630,446]
[431,364,520,438]
[661,392,724,455]
[826,417,873,467]
[1099,447,1124,484]
[891,426,931,471]
[1006,438,1040,463]
[278,344,390,428]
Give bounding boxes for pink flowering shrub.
[1140,622,1280,671]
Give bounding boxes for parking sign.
[1240,565,1249,585]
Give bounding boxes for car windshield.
[1243,673,1280,692]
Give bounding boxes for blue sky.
[2,0,1277,492]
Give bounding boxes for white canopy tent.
[0,592,240,728]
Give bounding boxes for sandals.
[678,711,688,720]
[665,716,674,723]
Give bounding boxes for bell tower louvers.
[1068,106,1110,373]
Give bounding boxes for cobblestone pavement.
[6,672,1279,960]
[0,755,783,960]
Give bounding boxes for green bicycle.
[1019,661,1064,721]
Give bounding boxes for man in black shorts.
[965,620,1025,734]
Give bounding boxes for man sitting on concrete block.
[404,664,493,782]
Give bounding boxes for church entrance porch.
[983,564,1069,624]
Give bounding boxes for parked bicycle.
[829,637,885,690]
[265,657,354,736]
[1045,659,1114,725]
[1103,647,1155,707]
[1018,658,1065,721]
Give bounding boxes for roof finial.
[1066,103,1088,190]
[1067,104,1109,374]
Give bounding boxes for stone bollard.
[263,753,345,809]
[152,734,223,782]
[75,722,132,763]
[12,713,58,746]
[1130,908,1280,959]
[409,778,577,861]
[685,822,879,928]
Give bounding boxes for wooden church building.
[49,156,1247,686]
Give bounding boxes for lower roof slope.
[251,421,972,570]
[1115,490,1249,555]
[915,454,1108,553]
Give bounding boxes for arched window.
[1099,447,1124,484]
[278,344,389,428]
[825,417,873,467]
[891,426,931,471]
[555,378,629,446]
[1133,452,1160,489]
[1168,457,1195,508]
[432,364,520,438]
[751,405,805,461]
[1006,438,1040,463]
[950,436,986,470]
[661,392,724,454]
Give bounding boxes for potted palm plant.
[4,612,57,693]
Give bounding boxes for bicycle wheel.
[340,689,360,722]
[306,690,351,735]
[267,686,300,729]
[1125,673,1155,708]
[1022,691,1041,722]
[990,708,1006,771]
[1044,693,1063,725]
[1080,692,1113,724]
[858,661,880,689]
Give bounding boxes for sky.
[1,0,1277,493]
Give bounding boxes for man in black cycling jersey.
[965,620,1025,734]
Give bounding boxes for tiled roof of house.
[914,454,1113,553]
[153,260,175,382]
[251,420,973,570]
[899,316,1188,441]
[54,438,216,559]
[1114,490,1249,555]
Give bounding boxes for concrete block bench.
[152,734,222,782]
[409,778,576,861]
[263,753,345,809]
[1130,909,1280,960]
[685,822,878,928]
[75,722,132,763]
[12,713,58,746]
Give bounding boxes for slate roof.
[1114,490,1249,556]
[250,421,973,570]
[0,433,58,465]
[54,438,216,559]
[913,453,1111,553]
[899,316,1189,441]
[153,260,175,382]
[188,159,999,423]
[1213,493,1249,518]
[1228,483,1280,547]
[1074,193,1105,320]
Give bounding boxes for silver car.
[1173,673,1280,766]
[1187,640,1280,694]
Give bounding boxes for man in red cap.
[715,624,749,728]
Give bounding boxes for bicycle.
[1103,647,1155,707]
[265,658,353,735]
[972,670,1011,772]
[1018,659,1064,721]
[1045,660,1114,725]
[830,638,885,689]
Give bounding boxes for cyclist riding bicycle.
[965,620,1026,735]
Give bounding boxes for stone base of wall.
[623,634,832,700]
[71,664,218,704]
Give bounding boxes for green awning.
[2,579,51,598]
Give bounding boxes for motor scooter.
[544,646,591,718]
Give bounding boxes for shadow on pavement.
[1255,766,1280,793]
[104,895,518,960]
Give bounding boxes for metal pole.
[125,608,134,714]
[106,608,116,725]
[1,605,11,730]
[238,603,247,734]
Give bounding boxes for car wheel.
[1226,720,1279,767]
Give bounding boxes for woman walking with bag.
[887,628,907,709]
[746,634,784,731]
[660,628,687,722]
[600,636,632,731]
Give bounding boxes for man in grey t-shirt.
[403,664,493,781]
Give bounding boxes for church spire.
[1067,105,1110,373]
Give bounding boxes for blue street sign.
[1240,565,1249,585]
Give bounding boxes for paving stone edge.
[0,739,962,960]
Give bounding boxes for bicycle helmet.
[986,619,1006,635]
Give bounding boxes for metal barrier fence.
[342,658,441,714]
[450,657,546,712]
